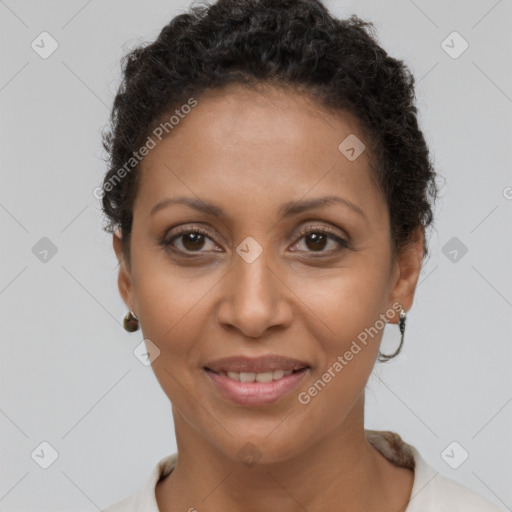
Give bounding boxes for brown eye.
[291,228,349,254]
[162,227,220,255]
[304,232,328,251]
[180,232,206,251]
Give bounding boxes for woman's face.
[114,83,422,464]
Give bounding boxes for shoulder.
[101,453,178,512]
[102,492,140,512]
[412,459,502,512]
[366,430,505,512]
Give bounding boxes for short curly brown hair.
[100,0,439,359]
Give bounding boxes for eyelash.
[160,225,349,257]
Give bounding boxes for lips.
[204,355,310,374]
[205,366,311,406]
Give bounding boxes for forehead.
[152,82,368,155]
[135,83,386,224]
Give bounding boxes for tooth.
[256,372,273,383]
[272,369,285,380]
[239,372,256,383]
[223,370,298,382]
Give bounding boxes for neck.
[156,396,413,512]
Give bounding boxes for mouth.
[203,365,311,406]
[204,354,311,374]
[205,367,308,382]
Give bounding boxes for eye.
[290,226,349,254]
[160,224,349,257]
[161,226,221,255]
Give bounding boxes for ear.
[388,226,424,322]
[113,230,135,314]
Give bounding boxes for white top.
[103,430,504,512]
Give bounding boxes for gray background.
[1,0,511,510]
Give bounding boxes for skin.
[113,83,424,512]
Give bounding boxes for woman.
[100,0,503,510]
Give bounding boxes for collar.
[137,429,436,512]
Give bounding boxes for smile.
[212,369,299,382]
[204,367,310,406]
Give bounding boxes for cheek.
[293,273,386,427]
[279,267,389,409]
[135,283,211,376]
[128,259,217,404]
[130,243,219,346]
[137,295,211,414]
[287,259,391,348]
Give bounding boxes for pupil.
[183,233,205,251]
[306,233,326,251]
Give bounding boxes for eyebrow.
[150,195,367,222]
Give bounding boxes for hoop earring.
[123,310,139,332]
[379,307,406,361]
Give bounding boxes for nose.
[216,247,293,338]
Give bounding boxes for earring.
[379,307,406,361]
[123,310,139,332]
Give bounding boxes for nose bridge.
[233,238,276,305]
[217,235,287,337]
